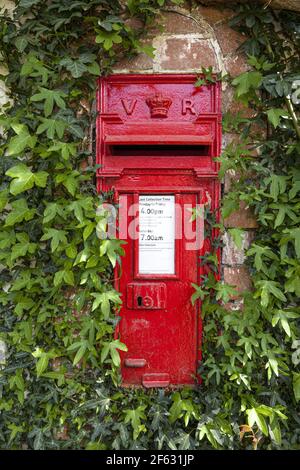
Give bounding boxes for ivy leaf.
[228,228,245,250]
[289,180,300,199]
[221,194,239,219]
[5,199,36,227]
[32,348,56,377]
[254,280,287,307]
[6,164,48,195]
[43,202,63,224]
[100,339,127,366]
[95,30,122,50]
[247,244,278,272]
[60,54,99,78]
[14,297,35,316]
[73,340,89,366]
[31,87,66,117]
[293,373,300,402]
[247,408,268,436]
[61,114,84,139]
[99,239,124,267]
[175,432,191,450]
[87,62,101,76]
[83,222,95,241]
[10,233,37,262]
[267,174,287,201]
[7,124,37,156]
[232,71,263,97]
[67,200,84,223]
[48,141,77,160]
[91,290,122,317]
[66,244,77,259]
[215,283,238,302]
[0,189,9,211]
[36,355,49,377]
[123,406,146,440]
[194,77,206,87]
[60,57,88,78]
[169,392,185,423]
[37,118,67,139]
[41,228,67,252]
[191,283,207,304]
[271,203,298,228]
[266,108,289,129]
[98,15,124,32]
[20,52,50,85]
[54,269,74,286]
[288,228,300,258]
[272,310,299,337]
[15,37,28,52]
[55,171,80,196]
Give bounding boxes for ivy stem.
[285,95,300,140]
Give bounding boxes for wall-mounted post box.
[97,74,221,387]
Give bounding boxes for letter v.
[121,99,137,115]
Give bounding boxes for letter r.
[182,99,196,115]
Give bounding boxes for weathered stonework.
[223,266,253,293]
[224,201,258,229]
[112,3,258,294]
[153,35,222,72]
[222,230,255,265]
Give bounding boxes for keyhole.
[137,296,143,307]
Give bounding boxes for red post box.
[97,74,221,387]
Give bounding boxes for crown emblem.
[146,93,172,118]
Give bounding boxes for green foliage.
[228,228,245,249]
[232,70,263,102]
[206,1,300,450]
[0,0,299,451]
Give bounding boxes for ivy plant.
[0,0,299,451]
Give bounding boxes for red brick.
[160,37,219,71]
[223,266,252,293]
[113,40,154,71]
[224,169,241,193]
[124,17,144,31]
[224,52,250,77]
[215,24,246,55]
[162,10,207,34]
[222,132,242,150]
[223,201,258,228]
[222,85,254,116]
[196,5,234,25]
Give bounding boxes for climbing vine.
[0,0,299,450]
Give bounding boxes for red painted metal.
[96,74,221,387]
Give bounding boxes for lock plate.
[127,283,166,310]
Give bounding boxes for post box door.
[118,192,201,387]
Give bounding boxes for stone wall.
[114,2,256,298]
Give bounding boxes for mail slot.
[97,74,221,387]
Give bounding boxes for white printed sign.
[139,195,175,275]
